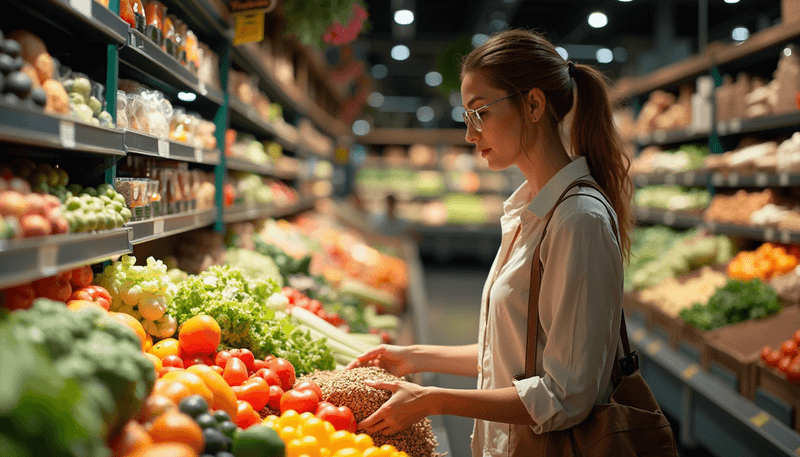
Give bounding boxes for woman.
[348,29,634,455]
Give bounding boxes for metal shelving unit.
[225,157,298,180]
[127,209,217,244]
[636,127,711,148]
[123,129,222,165]
[222,198,316,224]
[6,0,128,45]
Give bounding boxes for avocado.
[5,72,32,98]
[0,54,14,75]
[3,39,20,58]
[30,87,46,107]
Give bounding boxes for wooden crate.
[754,361,800,432]
[647,304,683,349]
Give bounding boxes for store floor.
[420,259,715,457]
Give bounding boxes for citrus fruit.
[148,410,204,454]
[232,424,285,457]
[108,420,152,456]
[143,333,154,352]
[109,312,147,350]
[145,353,162,372]
[149,338,181,359]
[151,379,193,404]
[129,442,199,457]
[178,314,221,355]
[160,371,214,405]
[186,364,238,420]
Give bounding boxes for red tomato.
[781,340,798,358]
[33,275,72,303]
[157,366,184,378]
[264,355,274,363]
[184,357,210,368]
[793,330,800,345]
[232,377,270,412]
[235,400,261,429]
[267,385,284,411]
[315,401,335,415]
[223,357,248,386]
[252,360,268,373]
[316,404,357,433]
[215,350,232,369]
[69,265,94,289]
[1,284,36,310]
[294,381,322,402]
[787,362,800,383]
[229,349,256,373]
[279,389,318,414]
[162,355,185,369]
[767,350,783,367]
[761,346,773,362]
[70,285,112,309]
[268,358,296,391]
[251,368,281,387]
[780,356,794,373]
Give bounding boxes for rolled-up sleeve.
[512,210,622,434]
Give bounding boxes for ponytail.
[570,64,633,261]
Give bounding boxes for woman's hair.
[461,29,633,261]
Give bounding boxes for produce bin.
[754,360,800,433]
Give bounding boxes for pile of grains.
[298,367,441,457]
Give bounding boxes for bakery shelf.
[632,171,710,187]
[119,29,224,106]
[716,112,800,138]
[635,127,711,148]
[0,102,125,156]
[0,228,132,289]
[128,208,217,245]
[222,198,316,224]
[123,129,221,165]
[225,157,298,180]
[628,318,800,457]
[6,0,128,45]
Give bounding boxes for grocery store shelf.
[225,157,297,180]
[709,171,800,188]
[713,20,800,69]
[632,171,709,187]
[128,208,217,244]
[160,0,230,43]
[231,43,308,119]
[0,102,125,156]
[628,319,800,457]
[633,207,705,229]
[716,112,800,137]
[610,53,712,103]
[635,127,711,148]
[119,29,224,106]
[228,97,303,153]
[7,0,128,45]
[123,129,221,165]
[0,228,132,289]
[360,128,471,146]
[222,198,316,224]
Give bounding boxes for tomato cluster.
[282,287,347,328]
[760,329,800,383]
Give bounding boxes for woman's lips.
[480,148,491,157]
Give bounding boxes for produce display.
[634,185,711,211]
[760,327,800,383]
[226,172,299,208]
[679,278,781,331]
[629,144,708,175]
[2,29,60,114]
[703,189,778,225]
[63,73,114,127]
[727,243,800,282]
[639,266,729,318]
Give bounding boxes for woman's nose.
[465,122,479,143]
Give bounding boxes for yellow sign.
[234,10,266,45]
[749,411,770,428]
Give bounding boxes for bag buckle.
[619,351,639,376]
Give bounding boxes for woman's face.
[461,71,525,171]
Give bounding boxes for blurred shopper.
[349,29,675,456]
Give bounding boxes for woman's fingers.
[345,345,387,369]
[364,379,399,392]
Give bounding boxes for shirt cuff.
[512,375,566,434]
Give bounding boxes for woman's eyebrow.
[465,96,485,108]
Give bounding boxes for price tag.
[653,130,667,143]
[153,219,164,235]
[157,140,170,158]
[664,211,677,225]
[765,227,776,242]
[780,172,791,187]
[194,148,203,163]
[59,121,76,149]
[728,173,740,187]
[717,122,727,135]
[749,411,770,428]
[38,244,58,276]
[712,173,724,186]
[781,230,792,244]
[681,364,700,381]
[729,118,742,133]
[646,340,663,356]
[69,0,92,17]
[683,172,696,186]
[632,329,646,343]
[756,172,769,187]
[665,174,676,185]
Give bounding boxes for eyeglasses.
[462,93,515,132]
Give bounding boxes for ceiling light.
[555,46,568,60]
[452,106,466,122]
[417,106,435,123]
[177,92,197,102]
[371,64,388,79]
[367,92,385,107]
[352,120,370,136]
[596,48,613,63]
[724,0,740,3]
[425,71,443,87]
[732,27,749,41]
[618,0,632,2]
[588,12,608,28]
[394,9,414,25]
[472,34,489,48]
[391,45,410,61]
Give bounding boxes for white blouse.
[471,157,624,456]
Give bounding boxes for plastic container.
[148,179,161,218]
[131,0,146,34]
[144,0,163,45]
[116,177,149,221]
[163,13,177,57]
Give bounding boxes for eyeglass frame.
[462,93,516,132]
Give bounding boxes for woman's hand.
[346,345,416,378]
[358,379,435,435]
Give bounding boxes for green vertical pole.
[105,0,121,187]
[214,41,231,233]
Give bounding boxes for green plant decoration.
[282,0,368,50]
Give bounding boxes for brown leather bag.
[508,179,678,456]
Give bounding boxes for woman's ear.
[525,88,546,123]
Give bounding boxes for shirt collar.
[527,156,592,219]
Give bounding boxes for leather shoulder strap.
[522,179,629,379]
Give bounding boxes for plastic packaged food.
[175,19,187,64]
[148,179,161,218]
[116,177,149,220]
[144,0,163,45]
[163,14,177,57]
[131,0,146,33]
[116,91,128,129]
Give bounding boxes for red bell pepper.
[69,285,111,310]
[232,376,271,411]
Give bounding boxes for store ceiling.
[346,0,783,131]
